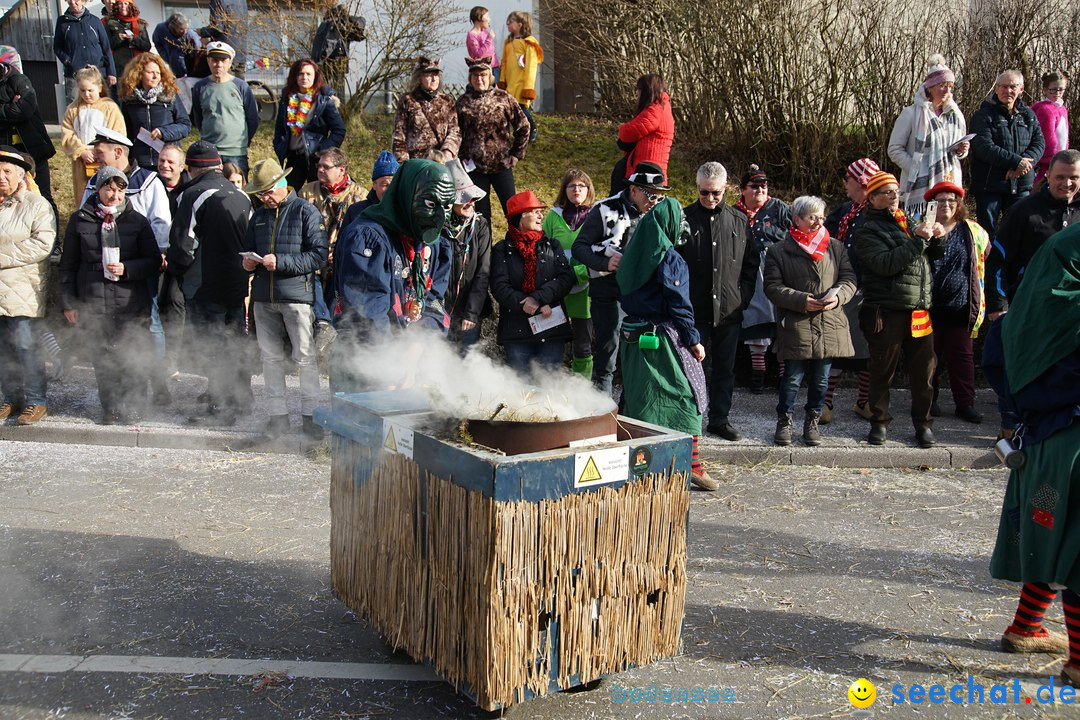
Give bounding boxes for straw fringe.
[330,440,690,711]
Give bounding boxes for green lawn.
[48,111,706,238]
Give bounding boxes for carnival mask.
[411,164,454,245]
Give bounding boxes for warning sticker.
[382,420,415,459]
[574,446,629,488]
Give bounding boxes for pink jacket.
[1031,99,1069,180]
[466,29,499,68]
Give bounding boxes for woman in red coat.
[611,74,674,194]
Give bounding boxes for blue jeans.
[504,339,565,374]
[590,297,625,396]
[776,358,832,415]
[0,316,47,406]
[974,190,1028,240]
[313,281,332,324]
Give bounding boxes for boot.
[774,412,793,446]
[819,404,833,425]
[867,422,887,445]
[571,355,593,380]
[750,369,766,395]
[803,410,822,446]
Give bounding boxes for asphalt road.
[0,440,1070,719]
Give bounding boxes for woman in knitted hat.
[391,57,461,164]
[489,190,574,372]
[272,58,346,190]
[58,166,160,425]
[923,181,989,424]
[888,54,970,217]
[616,197,713,489]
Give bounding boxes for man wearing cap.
[341,150,399,228]
[241,158,328,438]
[822,157,881,422]
[983,148,1080,439]
[167,140,254,425]
[441,158,490,348]
[0,147,57,425]
[84,125,174,403]
[680,161,756,441]
[191,41,259,174]
[330,159,454,391]
[53,0,117,100]
[571,161,668,396]
[0,62,57,209]
[852,170,945,448]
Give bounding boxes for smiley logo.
[848,678,876,708]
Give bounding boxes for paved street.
[0,439,1071,719]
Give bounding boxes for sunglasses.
[698,189,724,197]
[746,183,767,190]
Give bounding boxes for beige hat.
[244,158,290,195]
[444,158,485,204]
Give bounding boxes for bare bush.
[548,0,1080,196]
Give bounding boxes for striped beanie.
[865,171,898,195]
[846,158,881,187]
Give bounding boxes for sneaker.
[706,422,741,442]
[690,469,719,491]
[867,422,887,445]
[774,413,793,446]
[819,404,833,425]
[803,411,822,446]
[955,405,983,424]
[16,404,46,425]
[853,401,873,420]
[0,401,16,420]
[1002,626,1069,654]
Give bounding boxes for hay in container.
[329,434,690,711]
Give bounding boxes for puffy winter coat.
[763,235,857,361]
[120,92,191,168]
[59,199,159,317]
[969,96,1045,195]
[0,65,57,162]
[243,191,328,305]
[455,85,529,174]
[852,206,944,311]
[0,188,57,318]
[617,92,675,180]
[490,232,575,343]
[680,200,757,327]
[391,90,461,163]
[53,9,116,78]
[272,87,346,161]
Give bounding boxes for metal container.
[466,408,618,455]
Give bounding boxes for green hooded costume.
[616,198,703,436]
[990,225,1080,592]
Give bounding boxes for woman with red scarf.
[764,196,857,446]
[273,59,346,190]
[104,0,150,76]
[490,190,575,373]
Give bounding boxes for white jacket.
[0,188,57,318]
[887,101,968,194]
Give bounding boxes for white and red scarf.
[789,226,829,262]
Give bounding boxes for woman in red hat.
[924,181,989,423]
[489,190,575,373]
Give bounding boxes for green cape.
[616,197,681,295]
[1002,223,1080,393]
[359,158,453,244]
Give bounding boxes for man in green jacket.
[852,171,945,448]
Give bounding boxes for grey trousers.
[253,301,319,416]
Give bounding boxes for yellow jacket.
[60,96,125,160]
[498,35,543,106]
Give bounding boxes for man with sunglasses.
[680,162,757,444]
[572,161,669,396]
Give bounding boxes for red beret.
[924,181,965,202]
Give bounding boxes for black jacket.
[53,9,116,78]
[680,201,757,327]
[121,94,191,168]
[969,96,1045,195]
[167,169,253,305]
[0,64,57,162]
[59,199,159,317]
[986,185,1080,312]
[853,206,944,311]
[243,191,328,304]
[272,87,346,160]
[490,233,575,343]
[443,213,492,324]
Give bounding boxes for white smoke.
[340,329,616,422]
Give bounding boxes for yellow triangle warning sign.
[577,455,602,484]
[384,426,397,452]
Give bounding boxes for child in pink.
[1032,71,1070,184]
[466,6,500,82]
